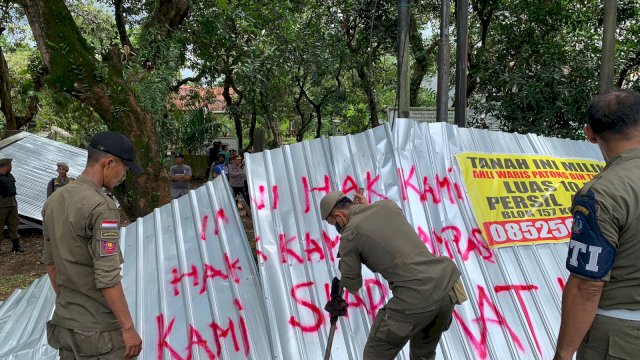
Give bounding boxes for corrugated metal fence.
[0,176,275,360]
[0,121,603,359]
[245,119,602,360]
[120,175,275,359]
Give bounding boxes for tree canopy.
[1,0,639,217]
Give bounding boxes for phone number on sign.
[483,217,574,246]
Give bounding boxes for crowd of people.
[168,143,250,207]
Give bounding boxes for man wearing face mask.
[320,191,464,360]
[42,132,143,359]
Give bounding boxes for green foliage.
[467,0,640,139]
[34,91,107,147]
[6,0,640,153]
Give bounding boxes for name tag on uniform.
[100,230,119,239]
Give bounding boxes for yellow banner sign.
[455,152,605,248]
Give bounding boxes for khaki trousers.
[363,291,456,360]
[577,314,640,360]
[47,322,132,360]
[0,206,18,242]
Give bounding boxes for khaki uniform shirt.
[567,148,640,310]
[339,200,461,312]
[47,177,75,198]
[42,176,124,331]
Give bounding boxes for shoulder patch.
[100,240,117,256]
[566,189,616,280]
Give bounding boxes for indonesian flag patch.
[100,220,119,229]
[100,240,117,256]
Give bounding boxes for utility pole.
[600,0,617,93]
[436,0,450,123]
[454,0,469,127]
[398,0,411,119]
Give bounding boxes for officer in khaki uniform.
[47,162,75,198]
[0,158,23,253]
[555,89,640,360]
[320,191,465,359]
[43,132,143,359]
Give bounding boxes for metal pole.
[599,0,617,93]
[436,0,451,123]
[398,0,411,118]
[454,0,468,127]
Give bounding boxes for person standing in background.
[0,158,23,253]
[47,162,75,198]
[168,153,192,199]
[228,154,250,206]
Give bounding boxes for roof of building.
[0,132,86,224]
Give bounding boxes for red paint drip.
[199,215,209,241]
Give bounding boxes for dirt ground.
[0,229,48,300]
[0,179,256,301]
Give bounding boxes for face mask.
[334,215,344,234]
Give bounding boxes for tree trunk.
[19,0,172,218]
[222,74,244,150]
[0,43,17,138]
[294,86,313,142]
[409,22,438,107]
[314,104,322,138]
[0,32,41,138]
[356,66,379,127]
[243,109,257,153]
[260,97,281,147]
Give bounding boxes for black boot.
[11,239,24,254]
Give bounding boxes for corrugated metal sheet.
[119,174,274,359]
[0,132,86,222]
[0,277,57,360]
[0,121,604,359]
[246,119,603,360]
[0,176,274,359]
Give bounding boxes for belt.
[597,308,640,321]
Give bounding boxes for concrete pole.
[436,0,451,122]
[599,0,617,93]
[398,0,411,118]
[454,0,469,127]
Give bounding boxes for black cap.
[89,131,144,174]
[175,153,184,158]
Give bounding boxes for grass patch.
[0,274,39,301]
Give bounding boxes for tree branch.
[294,83,313,142]
[171,67,206,92]
[143,0,190,40]
[14,65,45,130]
[114,0,133,50]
